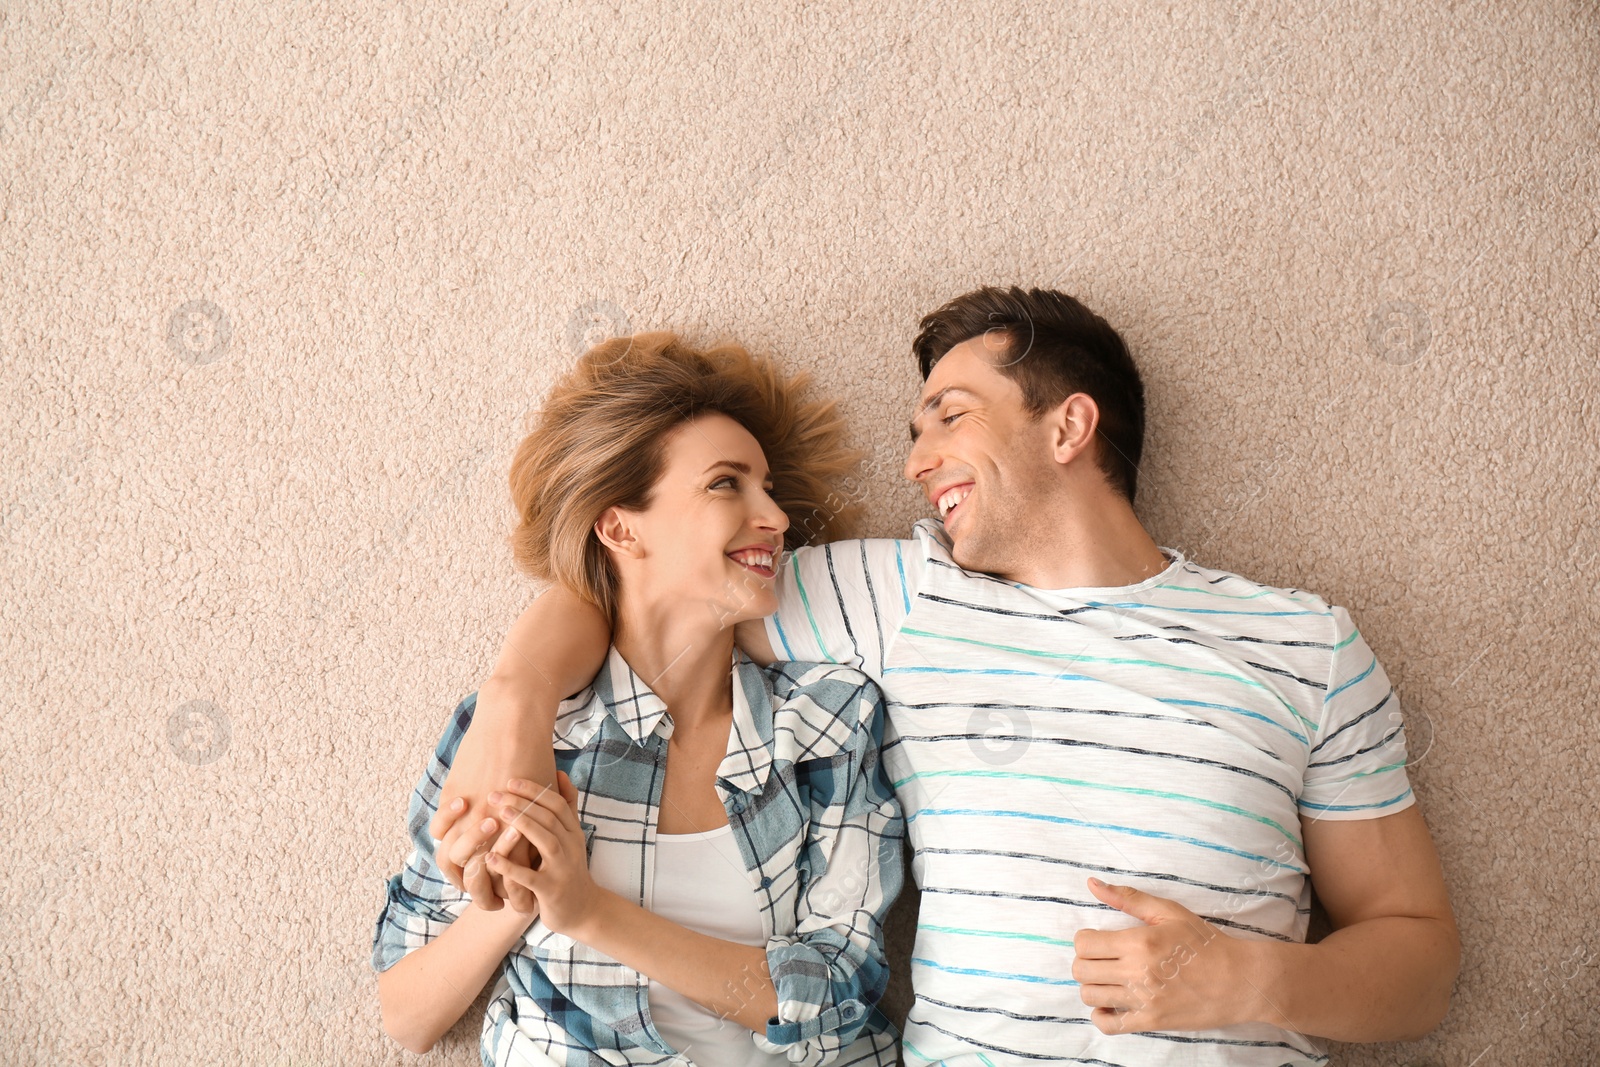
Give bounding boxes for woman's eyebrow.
[702,459,772,482]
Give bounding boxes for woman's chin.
[713,591,778,629]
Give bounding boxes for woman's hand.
[487,772,611,940]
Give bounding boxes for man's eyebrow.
[909,386,978,441]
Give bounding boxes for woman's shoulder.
[760,659,883,727]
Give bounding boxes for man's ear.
[593,506,643,558]
[1049,393,1101,466]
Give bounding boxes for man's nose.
[904,436,936,483]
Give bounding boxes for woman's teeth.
[938,485,972,518]
[728,548,775,573]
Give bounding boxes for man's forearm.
[1244,915,1460,1041]
[481,584,612,731]
[433,586,612,902]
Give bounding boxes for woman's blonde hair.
[506,331,862,621]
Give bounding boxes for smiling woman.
[506,331,863,623]
[371,330,906,1066]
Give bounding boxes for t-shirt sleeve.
[764,538,919,681]
[1299,605,1416,821]
[370,695,477,973]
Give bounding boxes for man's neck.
[997,495,1171,591]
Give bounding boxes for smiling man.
[428,286,1460,1066]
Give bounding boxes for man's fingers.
[1070,957,1125,986]
[1078,983,1140,1012]
[447,815,501,871]
[463,848,505,910]
[1073,928,1116,959]
[428,794,468,842]
[1089,1006,1143,1034]
[436,828,465,891]
[502,837,539,913]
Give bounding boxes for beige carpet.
[4,0,1596,1063]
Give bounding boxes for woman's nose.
[753,487,789,534]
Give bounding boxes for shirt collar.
[584,644,776,796]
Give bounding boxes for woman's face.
[603,412,790,628]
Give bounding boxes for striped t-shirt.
[763,519,1412,1067]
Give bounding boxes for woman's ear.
[1050,392,1101,466]
[593,506,643,558]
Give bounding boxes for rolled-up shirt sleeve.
[755,671,906,1065]
[370,694,477,973]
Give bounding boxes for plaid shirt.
[371,647,906,1067]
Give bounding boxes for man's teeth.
[938,485,973,517]
[730,549,775,570]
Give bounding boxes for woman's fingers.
[503,805,563,861]
[491,822,522,855]
[498,777,581,835]
[490,850,539,894]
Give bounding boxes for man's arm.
[429,585,610,909]
[1073,803,1460,1041]
[1252,803,1460,1039]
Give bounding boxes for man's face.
[904,333,1057,579]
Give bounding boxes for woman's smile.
[726,543,778,579]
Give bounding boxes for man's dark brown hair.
[911,285,1146,503]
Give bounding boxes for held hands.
[1073,877,1264,1034]
[485,772,610,940]
[433,790,538,913]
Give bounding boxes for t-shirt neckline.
[1025,546,1186,597]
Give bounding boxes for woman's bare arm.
[376,901,536,1053]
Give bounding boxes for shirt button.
[842,1001,861,1019]
[759,875,773,889]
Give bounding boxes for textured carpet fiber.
[3,0,1596,1063]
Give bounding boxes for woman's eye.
[710,475,738,490]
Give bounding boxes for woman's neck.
[611,595,737,731]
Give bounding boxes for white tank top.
[588,824,785,1066]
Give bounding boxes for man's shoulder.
[1158,554,1339,619]
[791,531,928,562]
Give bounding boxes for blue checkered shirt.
[371,647,906,1066]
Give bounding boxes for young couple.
[371,286,1461,1067]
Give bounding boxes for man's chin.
[947,525,1013,579]
[946,528,983,572]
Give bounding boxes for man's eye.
[942,411,965,426]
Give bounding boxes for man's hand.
[1072,876,1264,1034]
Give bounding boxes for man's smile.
[935,482,974,523]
